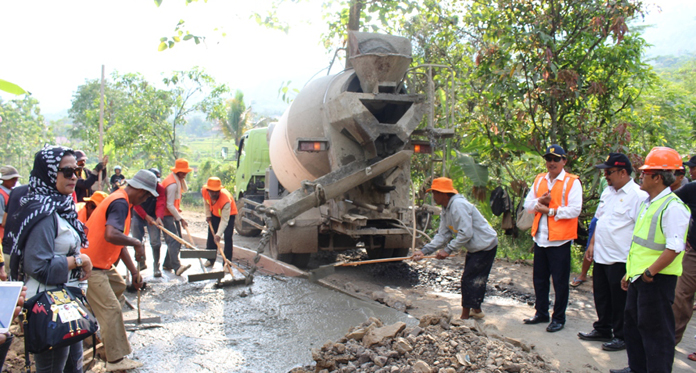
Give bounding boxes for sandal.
[470,310,485,320]
[570,277,586,287]
[689,352,696,362]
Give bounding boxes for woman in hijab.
[8,146,93,373]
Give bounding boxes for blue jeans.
[131,213,163,267]
[33,342,82,373]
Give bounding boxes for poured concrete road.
[117,244,416,373]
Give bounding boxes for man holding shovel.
[161,159,193,276]
[413,177,498,320]
[201,177,237,267]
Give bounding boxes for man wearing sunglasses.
[522,144,582,333]
[578,153,646,352]
[610,147,690,373]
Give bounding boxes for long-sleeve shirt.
[203,199,231,237]
[75,170,98,203]
[165,175,187,221]
[593,179,647,264]
[134,183,166,220]
[421,194,498,255]
[523,169,583,247]
[23,213,83,294]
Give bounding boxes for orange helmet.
[639,147,684,170]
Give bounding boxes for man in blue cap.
[522,144,583,332]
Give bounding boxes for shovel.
[208,222,253,286]
[307,255,436,282]
[154,223,224,282]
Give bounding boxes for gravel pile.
[290,311,552,373]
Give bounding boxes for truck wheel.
[291,253,311,268]
[235,213,261,237]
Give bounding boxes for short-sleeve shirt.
[105,199,129,232]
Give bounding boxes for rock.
[344,282,359,293]
[371,290,388,303]
[363,322,407,347]
[499,277,514,286]
[373,355,388,367]
[439,368,456,373]
[419,314,441,327]
[408,326,423,337]
[346,328,367,341]
[502,363,523,372]
[394,337,413,354]
[391,301,407,312]
[413,360,432,373]
[502,336,531,352]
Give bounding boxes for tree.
[163,67,230,160]
[68,77,125,152]
[0,96,51,174]
[220,90,250,146]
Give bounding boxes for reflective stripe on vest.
[201,188,237,217]
[626,193,688,278]
[82,188,132,269]
[162,173,181,216]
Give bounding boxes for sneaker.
[175,264,192,276]
[153,268,162,278]
[106,357,143,371]
[205,260,215,267]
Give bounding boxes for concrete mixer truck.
[235,31,452,267]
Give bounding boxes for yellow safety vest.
[626,192,688,278]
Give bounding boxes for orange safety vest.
[201,187,238,217]
[76,202,87,224]
[162,173,181,216]
[530,172,579,241]
[0,188,9,239]
[82,188,132,269]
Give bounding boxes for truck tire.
[268,231,310,268]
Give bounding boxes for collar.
[545,169,566,182]
[444,194,461,210]
[650,187,672,202]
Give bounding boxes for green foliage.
[0,96,50,175]
[220,90,250,145]
[452,151,488,187]
[188,158,237,193]
[0,79,28,95]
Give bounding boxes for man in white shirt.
[522,145,583,333]
[578,153,647,352]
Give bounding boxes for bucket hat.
[170,158,193,173]
[126,169,159,197]
[426,177,458,194]
[0,165,21,180]
[83,191,108,206]
[203,177,223,192]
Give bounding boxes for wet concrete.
[118,244,416,373]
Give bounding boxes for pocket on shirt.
[612,206,629,216]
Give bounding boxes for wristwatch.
[643,268,653,278]
[74,255,83,267]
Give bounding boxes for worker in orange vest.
[522,144,583,333]
[201,177,238,267]
[161,158,192,276]
[81,169,158,372]
[76,190,108,223]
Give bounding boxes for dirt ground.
[185,208,696,372]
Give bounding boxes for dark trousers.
[461,246,497,309]
[206,215,235,261]
[624,274,677,373]
[162,216,182,271]
[131,214,162,267]
[0,334,12,371]
[592,262,627,340]
[533,241,571,323]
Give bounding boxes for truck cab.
[234,127,271,236]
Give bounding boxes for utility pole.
[98,65,105,190]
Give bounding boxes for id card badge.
[58,303,82,323]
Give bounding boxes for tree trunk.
[345,0,363,69]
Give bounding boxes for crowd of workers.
[0,147,237,372]
[0,143,695,372]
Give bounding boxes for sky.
[0,0,693,119]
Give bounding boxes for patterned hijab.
[7,146,89,279]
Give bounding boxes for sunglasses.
[56,167,80,178]
[604,169,619,176]
[544,156,563,162]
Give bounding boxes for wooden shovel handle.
[337,255,437,267]
[154,223,196,250]
[208,222,247,276]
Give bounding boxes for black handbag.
[20,286,98,354]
